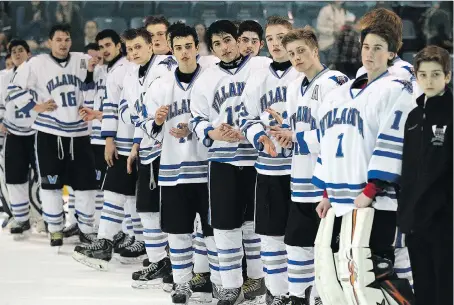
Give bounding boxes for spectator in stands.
[55,1,84,51]
[316,1,350,63]
[145,15,171,55]
[84,20,98,46]
[0,2,11,53]
[195,22,209,55]
[421,2,453,53]
[238,20,265,57]
[18,1,49,51]
[328,14,361,79]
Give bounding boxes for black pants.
[406,210,453,305]
[4,133,36,184]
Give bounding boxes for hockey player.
[145,15,172,55]
[312,23,415,305]
[7,24,98,247]
[190,19,270,305]
[4,53,14,70]
[122,27,176,289]
[399,46,452,305]
[239,16,300,305]
[356,8,422,100]
[0,39,42,238]
[355,7,415,288]
[72,29,139,270]
[238,20,265,57]
[140,24,215,305]
[267,26,349,305]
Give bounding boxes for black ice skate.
[72,238,113,271]
[79,231,97,244]
[217,287,244,305]
[113,234,135,259]
[10,220,31,240]
[289,296,308,305]
[189,272,213,303]
[143,257,151,267]
[267,294,290,305]
[131,256,172,289]
[163,273,174,293]
[63,223,80,239]
[119,240,146,264]
[171,282,192,304]
[242,277,266,304]
[113,231,126,246]
[50,231,63,247]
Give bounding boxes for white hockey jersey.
[126,55,177,164]
[0,68,37,136]
[142,66,208,186]
[356,56,422,99]
[190,55,271,166]
[286,68,349,203]
[7,53,91,137]
[83,64,107,145]
[197,54,220,68]
[312,72,415,216]
[240,64,302,175]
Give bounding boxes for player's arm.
[140,80,166,143]
[312,155,331,218]
[80,66,102,121]
[190,80,215,147]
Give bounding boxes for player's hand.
[127,144,139,174]
[266,108,283,125]
[155,106,169,125]
[34,100,58,113]
[170,123,190,139]
[316,198,332,218]
[79,107,101,122]
[88,57,99,72]
[354,192,373,208]
[0,123,8,134]
[269,126,293,148]
[220,124,244,142]
[105,137,119,167]
[258,134,277,157]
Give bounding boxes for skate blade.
[241,294,266,305]
[54,246,62,255]
[119,254,148,265]
[12,230,31,241]
[162,283,173,293]
[190,292,213,303]
[72,251,109,271]
[131,278,163,289]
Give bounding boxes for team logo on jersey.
[393,79,413,94]
[432,125,447,146]
[47,175,58,185]
[329,75,349,86]
[158,57,178,71]
[311,85,319,101]
[95,170,102,181]
[80,59,87,69]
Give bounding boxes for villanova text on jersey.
[212,82,246,113]
[259,86,288,113]
[46,74,84,94]
[319,107,364,138]
[167,99,191,120]
[290,105,317,130]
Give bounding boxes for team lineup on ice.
[0,5,452,305]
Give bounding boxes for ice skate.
[189,272,213,303]
[10,219,31,240]
[50,231,63,254]
[131,256,172,289]
[216,287,244,305]
[242,277,266,304]
[113,233,134,259]
[171,282,192,304]
[72,238,113,271]
[119,240,146,264]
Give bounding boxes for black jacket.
[398,88,453,234]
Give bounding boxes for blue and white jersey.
[286,68,348,203]
[142,66,208,186]
[240,64,302,175]
[83,64,107,145]
[126,55,177,164]
[0,68,37,136]
[7,52,91,137]
[190,55,270,167]
[312,72,415,216]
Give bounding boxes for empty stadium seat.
[119,2,153,19]
[192,1,229,18]
[261,2,293,18]
[155,1,192,17]
[229,1,264,20]
[130,17,145,28]
[82,2,118,20]
[403,19,417,40]
[94,17,128,34]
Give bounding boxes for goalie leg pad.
[314,208,347,305]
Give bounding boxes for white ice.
[0,222,217,305]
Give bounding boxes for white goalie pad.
[314,208,347,305]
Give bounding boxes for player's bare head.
[414,45,452,97]
[207,20,240,63]
[167,21,186,50]
[122,27,153,65]
[48,23,72,59]
[5,53,13,70]
[85,43,103,65]
[282,26,320,72]
[8,39,31,67]
[265,16,293,62]
[358,8,403,51]
[238,20,264,57]
[360,24,398,72]
[96,29,122,63]
[145,15,170,55]
[170,24,199,69]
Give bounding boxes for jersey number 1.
[336,133,344,158]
